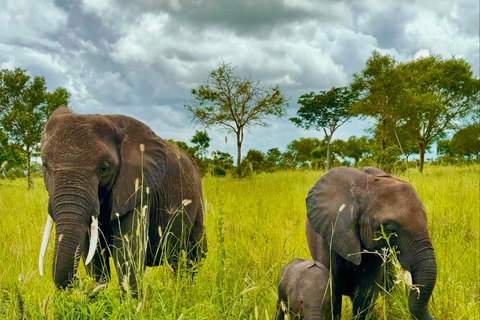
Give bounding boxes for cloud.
[0,0,477,161]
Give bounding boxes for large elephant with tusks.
[38,107,207,292]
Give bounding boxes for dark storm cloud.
[113,0,348,37]
[0,0,478,158]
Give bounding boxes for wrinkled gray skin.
[277,258,332,320]
[306,167,436,320]
[41,107,207,291]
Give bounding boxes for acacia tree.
[350,51,402,151]
[186,62,288,174]
[0,68,70,188]
[397,55,479,172]
[290,86,356,170]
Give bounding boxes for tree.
[190,130,211,159]
[397,55,479,172]
[0,68,70,188]
[211,150,234,176]
[287,137,322,168]
[0,128,24,178]
[265,148,282,170]
[351,51,401,151]
[244,149,265,171]
[450,124,480,160]
[186,62,288,174]
[291,86,356,170]
[333,135,371,165]
[436,139,453,156]
[352,52,479,172]
[279,150,296,170]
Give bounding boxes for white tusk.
[39,215,54,276]
[85,216,99,265]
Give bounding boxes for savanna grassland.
[0,165,478,319]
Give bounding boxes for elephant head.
[38,107,166,288]
[278,258,331,320]
[306,166,436,320]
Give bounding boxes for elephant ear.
[106,115,166,220]
[360,166,391,178]
[306,167,368,265]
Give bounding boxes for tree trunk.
[419,144,426,173]
[236,130,242,175]
[26,146,33,189]
[382,115,387,151]
[326,136,331,171]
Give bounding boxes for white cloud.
[0,0,67,46]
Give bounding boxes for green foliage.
[359,145,405,174]
[291,86,356,170]
[278,150,296,170]
[450,124,480,160]
[437,139,453,156]
[351,50,400,150]
[332,135,372,165]
[186,61,288,173]
[263,148,282,171]
[211,151,234,170]
[0,167,478,319]
[352,51,479,172]
[244,149,265,172]
[0,68,69,187]
[286,137,322,167]
[190,130,211,159]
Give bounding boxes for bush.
[358,146,406,174]
[5,167,25,180]
[211,166,227,177]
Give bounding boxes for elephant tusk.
[39,215,54,276]
[85,216,99,266]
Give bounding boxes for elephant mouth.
[38,215,99,277]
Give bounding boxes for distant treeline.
[170,125,480,177]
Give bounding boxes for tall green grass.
[0,165,478,319]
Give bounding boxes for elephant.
[38,107,207,291]
[277,258,332,320]
[305,166,436,320]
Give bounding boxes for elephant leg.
[350,260,383,320]
[331,280,342,320]
[351,288,376,320]
[111,212,146,297]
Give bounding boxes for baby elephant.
[277,258,332,320]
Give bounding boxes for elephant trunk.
[303,309,323,320]
[50,174,99,288]
[400,232,437,320]
[53,213,88,287]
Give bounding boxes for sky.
[0,0,478,160]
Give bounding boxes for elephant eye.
[98,161,110,176]
[384,223,398,234]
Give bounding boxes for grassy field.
[0,165,478,319]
